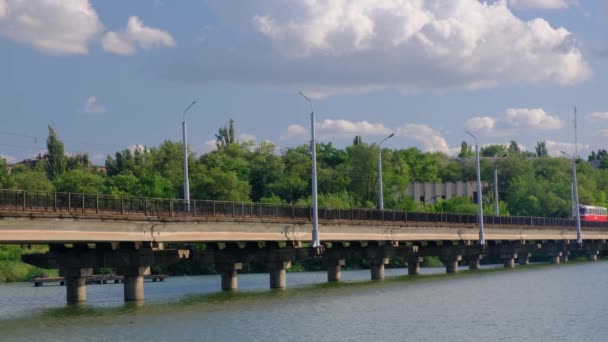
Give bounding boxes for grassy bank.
[0,245,57,283]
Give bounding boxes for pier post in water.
[325,258,345,282]
[216,263,242,290]
[442,255,462,274]
[121,266,150,302]
[370,258,389,280]
[268,261,291,289]
[62,267,93,303]
[408,257,423,275]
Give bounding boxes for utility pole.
[466,131,484,246]
[377,133,394,210]
[299,92,320,248]
[182,101,196,212]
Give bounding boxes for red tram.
[577,205,608,222]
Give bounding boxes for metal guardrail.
[0,189,603,229]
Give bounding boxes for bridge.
[1,189,607,303]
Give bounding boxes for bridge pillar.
[518,253,531,265]
[216,263,242,290]
[61,267,93,303]
[443,255,462,274]
[269,261,291,289]
[370,258,389,280]
[325,258,345,282]
[121,266,150,302]
[502,252,518,269]
[408,257,423,275]
[588,250,599,261]
[550,252,562,264]
[468,255,482,270]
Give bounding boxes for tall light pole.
[377,133,394,210]
[299,92,320,248]
[466,131,484,246]
[493,154,507,217]
[182,101,196,212]
[494,157,499,217]
[562,150,582,244]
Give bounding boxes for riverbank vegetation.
[2,124,608,281]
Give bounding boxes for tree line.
[3,123,608,219]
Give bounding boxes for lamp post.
[299,92,320,248]
[561,151,582,244]
[182,101,196,212]
[493,154,507,217]
[465,131,484,246]
[377,133,394,210]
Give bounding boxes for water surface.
[1,263,606,341]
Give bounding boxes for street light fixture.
[182,101,196,212]
[465,131,485,246]
[299,92,320,248]
[561,150,582,244]
[377,133,394,210]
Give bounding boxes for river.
[1,262,607,341]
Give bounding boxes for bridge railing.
[0,189,602,229]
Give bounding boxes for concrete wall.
[407,181,489,204]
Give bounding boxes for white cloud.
[127,144,146,154]
[598,129,608,137]
[317,119,391,136]
[0,1,6,19]
[191,140,217,155]
[102,16,175,55]
[83,96,106,113]
[396,124,451,154]
[280,124,308,140]
[239,133,256,142]
[502,108,563,129]
[280,118,452,154]
[508,0,572,10]
[545,140,589,157]
[465,108,563,134]
[0,0,102,55]
[587,112,608,121]
[248,0,590,96]
[0,154,17,164]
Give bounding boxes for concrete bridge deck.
[2,190,608,304]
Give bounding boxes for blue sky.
[1,0,608,165]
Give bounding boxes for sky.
[1,0,608,165]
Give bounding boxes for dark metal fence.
[0,189,604,229]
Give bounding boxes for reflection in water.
[1,262,607,342]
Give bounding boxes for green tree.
[216,118,236,149]
[9,165,53,192]
[458,140,473,158]
[46,125,65,180]
[535,141,548,157]
[53,169,105,193]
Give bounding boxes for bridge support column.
[122,266,149,302]
[269,261,291,289]
[468,255,482,270]
[502,253,518,269]
[216,263,242,291]
[518,253,531,265]
[370,258,389,280]
[62,267,93,303]
[442,255,461,274]
[408,257,423,275]
[588,250,599,261]
[550,252,562,264]
[325,259,345,282]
